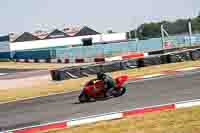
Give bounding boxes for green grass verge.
[44,106,200,133]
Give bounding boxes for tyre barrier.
[50,70,59,81]
[119,60,137,70]
[51,48,200,81]
[190,50,200,60]
[168,52,191,63]
[137,56,161,68]
[160,54,171,64]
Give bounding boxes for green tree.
[137,22,162,39]
[192,17,200,33]
[133,17,199,40]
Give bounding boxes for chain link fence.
[54,34,200,59]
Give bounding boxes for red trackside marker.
[13,122,67,133]
[122,53,144,59]
[123,104,175,117]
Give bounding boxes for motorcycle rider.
[96,72,116,97]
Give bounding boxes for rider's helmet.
[97,72,105,80]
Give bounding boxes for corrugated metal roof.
[9,25,100,42]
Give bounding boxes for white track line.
[176,67,200,72]
[68,113,123,127]
[143,73,165,78]
[0,73,8,76]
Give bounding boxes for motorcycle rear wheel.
[112,87,126,97]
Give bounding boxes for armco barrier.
[50,59,139,81]
[148,45,200,56]
[148,47,181,55]
[50,48,200,81]
[48,59,149,80]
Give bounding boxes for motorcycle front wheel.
[79,93,90,103]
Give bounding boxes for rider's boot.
[105,88,114,97]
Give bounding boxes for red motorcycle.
[79,75,128,103]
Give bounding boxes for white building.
[9,26,128,51]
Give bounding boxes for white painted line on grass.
[68,113,123,127]
[175,99,200,109]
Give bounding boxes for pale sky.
[0,0,199,35]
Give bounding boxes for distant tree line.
[130,15,200,40]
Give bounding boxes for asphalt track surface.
[0,68,39,74]
[1,70,200,130]
[0,69,49,80]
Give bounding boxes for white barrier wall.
[9,33,127,51]
[101,33,127,42]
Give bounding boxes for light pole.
[188,18,192,46]
[135,28,139,51]
[161,24,170,49]
[161,24,165,49]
